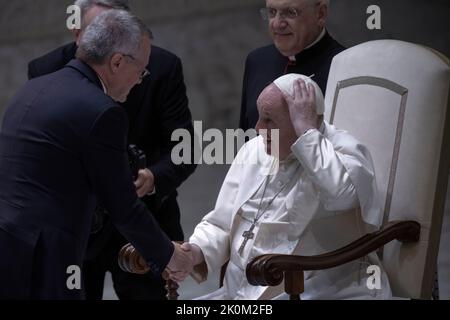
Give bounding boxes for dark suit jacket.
[28,43,196,241]
[239,32,345,131]
[0,60,173,299]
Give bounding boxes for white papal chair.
[246,40,450,299]
[118,40,450,300]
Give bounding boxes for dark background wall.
[0,0,449,126]
[328,0,449,57]
[0,0,449,299]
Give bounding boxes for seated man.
[179,73,392,299]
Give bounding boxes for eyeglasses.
[260,3,317,21]
[122,54,150,81]
[139,68,150,81]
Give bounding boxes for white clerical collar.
[288,28,326,62]
[96,73,107,94]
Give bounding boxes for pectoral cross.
[237,223,256,255]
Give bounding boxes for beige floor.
[103,167,450,300]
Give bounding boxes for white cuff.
[146,186,156,196]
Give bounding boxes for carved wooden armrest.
[246,220,420,300]
[118,243,150,274]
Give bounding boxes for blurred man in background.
[240,0,344,131]
[28,0,196,300]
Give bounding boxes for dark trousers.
[83,196,183,300]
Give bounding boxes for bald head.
[72,0,134,45]
[74,0,130,30]
[257,83,285,114]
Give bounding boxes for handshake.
[118,241,205,284]
[165,242,204,282]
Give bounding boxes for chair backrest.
[323,40,450,299]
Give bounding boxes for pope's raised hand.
[283,79,318,137]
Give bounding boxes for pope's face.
[265,0,327,57]
[255,85,298,160]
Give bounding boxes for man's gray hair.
[76,9,152,65]
[74,0,130,29]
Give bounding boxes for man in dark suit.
[0,9,192,300]
[28,0,196,300]
[240,0,345,131]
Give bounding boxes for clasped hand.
[134,168,155,198]
[165,242,203,283]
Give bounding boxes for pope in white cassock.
[180,73,392,300]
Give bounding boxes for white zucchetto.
[273,73,325,115]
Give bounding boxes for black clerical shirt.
[239,31,345,131]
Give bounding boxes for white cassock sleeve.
[188,143,250,281]
[291,126,381,227]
